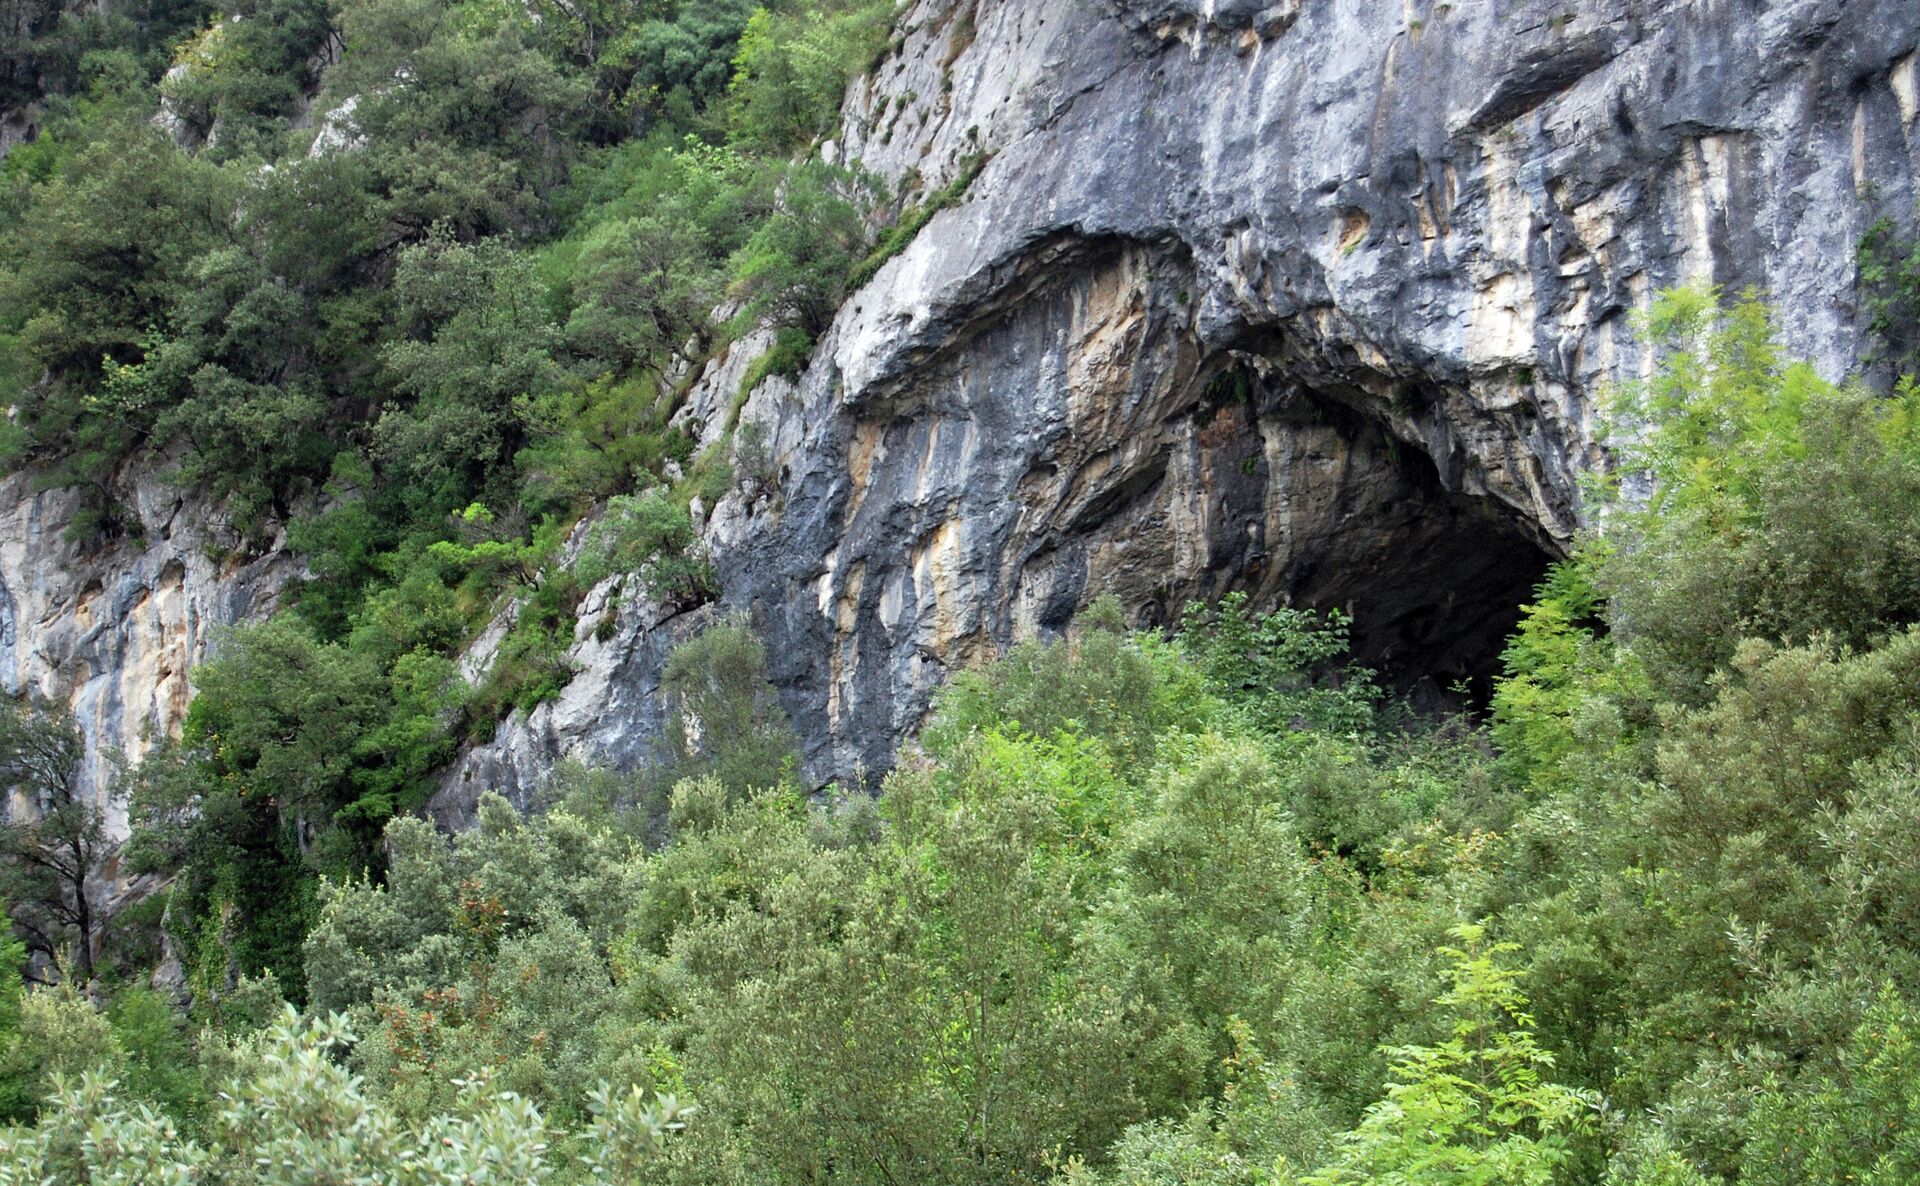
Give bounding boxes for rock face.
[444,0,1920,799]
[427,572,717,828]
[13,0,1920,816]
[0,466,296,836]
[697,0,1920,783]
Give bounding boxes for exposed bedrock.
[0,465,296,836]
[448,0,1920,801]
[707,0,1920,785]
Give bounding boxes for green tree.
[653,618,796,799]
[0,1008,689,1183]
[1593,288,1920,697]
[1080,733,1312,1111]
[326,0,593,234]
[0,929,28,1122]
[583,490,716,609]
[376,230,566,519]
[725,1,893,153]
[305,795,652,1121]
[615,0,759,130]
[1177,592,1379,737]
[0,697,112,984]
[156,0,335,159]
[727,158,875,336]
[0,117,235,533]
[1303,924,1594,1186]
[1736,987,1920,1186]
[1859,218,1920,376]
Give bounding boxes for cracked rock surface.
[683,0,1916,785]
[0,464,296,837]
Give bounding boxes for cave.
[1159,355,1559,707]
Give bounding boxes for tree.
[726,159,876,337]
[582,490,716,609]
[617,0,759,129]
[375,230,567,519]
[1593,288,1920,698]
[302,794,651,1121]
[0,697,112,985]
[1302,925,1595,1186]
[1737,987,1920,1186]
[643,618,797,811]
[724,2,893,153]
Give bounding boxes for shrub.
[0,1009,689,1182]
[581,490,716,609]
[1593,288,1920,696]
[654,618,799,801]
[1301,925,1596,1186]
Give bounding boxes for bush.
[1177,591,1379,736]
[653,618,799,801]
[1737,987,1920,1186]
[0,1009,689,1182]
[581,490,716,608]
[1592,288,1920,697]
[727,159,877,336]
[724,1,896,153]
[1301,925,1596,1186]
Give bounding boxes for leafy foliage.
[1589,287,1920,696]
[1302,925,1595,1186]
[0,1008,689,1182]
[582,490,716,609]
[0,698,113,983]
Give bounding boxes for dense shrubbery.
[0,1005,691,1183]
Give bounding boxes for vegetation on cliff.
[1,0,902,987]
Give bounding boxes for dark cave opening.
[1184,357,1559,713]
[1285,393,1556,710]
[1338,490,1555,713]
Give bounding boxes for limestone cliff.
[0,466,296,835]
[446,0,1919,803]
[11,0,1920,816]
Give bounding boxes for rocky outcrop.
[425,583,714,828]
[20,0,1917,818]
[0,466,295,836]
[439,0,1920,804]
[728,0,1920,784]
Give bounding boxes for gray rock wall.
[726,0,1920,783]
[461,0,1920,800]
[0,465,295,836]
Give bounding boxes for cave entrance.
[1185,360,1559,710]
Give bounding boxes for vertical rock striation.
[453,0,1920,802]
[0,467,295,836]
